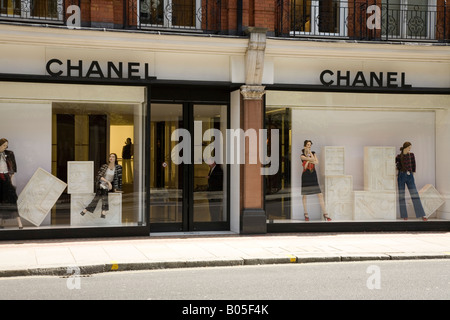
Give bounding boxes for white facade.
[0,24,449,231]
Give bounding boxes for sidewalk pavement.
[1,231,450,277]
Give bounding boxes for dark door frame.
[149,100,231,233]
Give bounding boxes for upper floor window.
[140,0,199,29]
[290,0,348,37]
[382,0,437,40]
[137,0,221,32]
[0,0,63,21]
[277,0,447,42]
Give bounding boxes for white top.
[104,167,115,182]
[0,153,8,173]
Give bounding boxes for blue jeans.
[397,172,425,219]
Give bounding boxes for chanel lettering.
[320,70,412,88]
[46,59,152,80]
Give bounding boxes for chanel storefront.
[0,25,449,240]
[263,39,450,232]
[0,79,149,237]
[0,25,248,240]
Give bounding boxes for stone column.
[240,27,267,234]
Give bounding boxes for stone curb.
[0,253,449,278]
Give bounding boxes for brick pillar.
[240,85,266,234]
[240,27,267,234]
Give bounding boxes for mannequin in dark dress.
[300,140,330,222]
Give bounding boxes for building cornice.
[266,38,450,63]
[0,24,249,55]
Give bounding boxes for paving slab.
[0,232,449,277]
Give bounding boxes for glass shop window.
[265,104,448,223]
[0,83,146,230]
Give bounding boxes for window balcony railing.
[2,0,447,41]
[125,0,222,33]
[0,0,80,24]
[276,0,449,43]
[0,0,222,34]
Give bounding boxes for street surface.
[0,259,449,300]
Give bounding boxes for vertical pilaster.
[240,27,267,234]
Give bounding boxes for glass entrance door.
[150,104,184,231]
[193,105,228,228]
[150,103,229,232]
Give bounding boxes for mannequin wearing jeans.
[395,142,427,221]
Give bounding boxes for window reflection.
[265,103,444,223]
[193,105,227,223]
[150,104,184,224]
[0,83,146,230]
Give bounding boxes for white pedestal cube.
[323,146,345,176]
[364,147,396,192]
[18,168,67,227]
[70,192,122,226]
[67,161,94,194]
[354,191,397,220]
[419,184,445,218]
[325,175,353,220]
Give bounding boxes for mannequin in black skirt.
[300,140,331,221]
[0,138,23,229]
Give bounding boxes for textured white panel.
[67,161,94,194]
[323,146,345,176]
[354,191,396,220]
[364,147,396,191]
[419,184,445,218]
[17,168,67,226]
[70,193,122,226]
[325,175,353,220]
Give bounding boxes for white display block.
[354,191,396,220]
[323,146,345,176]
[325,175,353,220]
[364,147,396,192]
[70,193,122,226]
[419,184,445,218]
[67,161,94,194]
[17,168,67,226]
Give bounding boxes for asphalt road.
[1,259,449,301]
